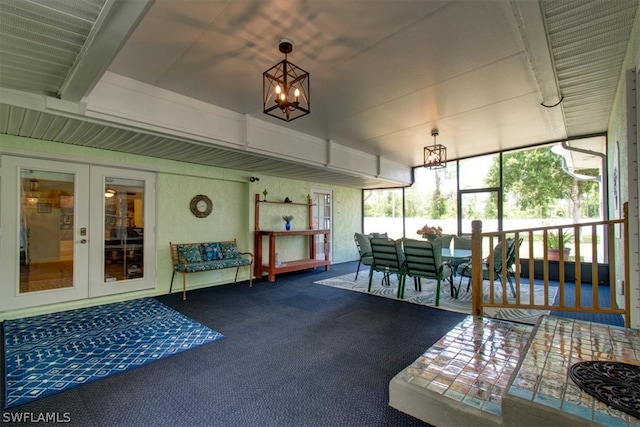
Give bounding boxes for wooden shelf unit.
[254,194,330,282]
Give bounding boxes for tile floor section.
[395,316,533,417]
[506,315,640,426]
[393,315,640,426]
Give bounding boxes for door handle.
[79,239,87,244]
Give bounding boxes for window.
[362,138,605,262]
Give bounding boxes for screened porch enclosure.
[363,139,608,265]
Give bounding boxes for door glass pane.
[104,178,145,282]
[20,169,75,293]
[460,191,498,234]
[312,192,331,260]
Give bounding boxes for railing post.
[471,220,483,316]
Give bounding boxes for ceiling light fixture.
[424,130,447,169]
[263,39,310,122]
[26,179,39,203]
[104,187,117,198]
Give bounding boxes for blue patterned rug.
[3,298,224,408]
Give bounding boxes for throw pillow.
[177,244,203,263]
[201,243,223,261]
[220,241,241,259]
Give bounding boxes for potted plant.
[547,230,573,261]
[417,224,443,241]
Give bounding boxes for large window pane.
[405,165,458,239]
[497,144,603,261]
[458,153,499,190]
[363,189,404,239]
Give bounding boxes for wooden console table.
[255,229,330,282]
[254,193,330,282]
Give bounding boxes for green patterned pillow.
[177,244,203,263]
[220,241,241,259]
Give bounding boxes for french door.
[0,156,156,311]
[311,188,332,261]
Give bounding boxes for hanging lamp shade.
[27,179,39,203]
[424,130,447,169]
[263,39,310,122]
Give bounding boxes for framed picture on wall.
[37,203,52,214]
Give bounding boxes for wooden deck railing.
[470,203,630,327]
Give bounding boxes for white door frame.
[0,156,90,310]
[310,187,333,261]
[0,156,157,311]
[89,166,156,297]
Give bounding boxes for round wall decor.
[190,194,213,218]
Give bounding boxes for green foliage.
[486,146,600,220]
[547,230,573,248]
[429,189,448,218]
[363,189,403,217]
[498,147,568,215]
[364,146,601,225]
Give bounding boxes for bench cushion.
[174,258,251,273]
[177,244,203,263]
[201,243,223,261]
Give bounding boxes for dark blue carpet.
[550,282,625,327]
[0,262,623,426]
[509,277,624,326]
[1,262,463,426]
[3,298,224,408]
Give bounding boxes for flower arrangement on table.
[417,224,443,241]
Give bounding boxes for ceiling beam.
[58,0,156,102]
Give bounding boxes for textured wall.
[606,8,640,327]
[0,134,361,317]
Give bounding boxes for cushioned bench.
[169,240,253,300]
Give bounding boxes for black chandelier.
[424,130,447,169]
[263,39,310,122]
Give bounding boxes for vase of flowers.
[417,224,443,241]
[282,215,294,231]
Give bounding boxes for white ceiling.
[0,0,637,188]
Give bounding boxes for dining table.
[440,248,472,298]
[441,248,472,263]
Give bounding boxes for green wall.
[606,5,640,326]
[0,134,362,318]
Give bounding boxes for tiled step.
[390,315,640,426]
[502,315,640,426]
[389,316,532,426]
